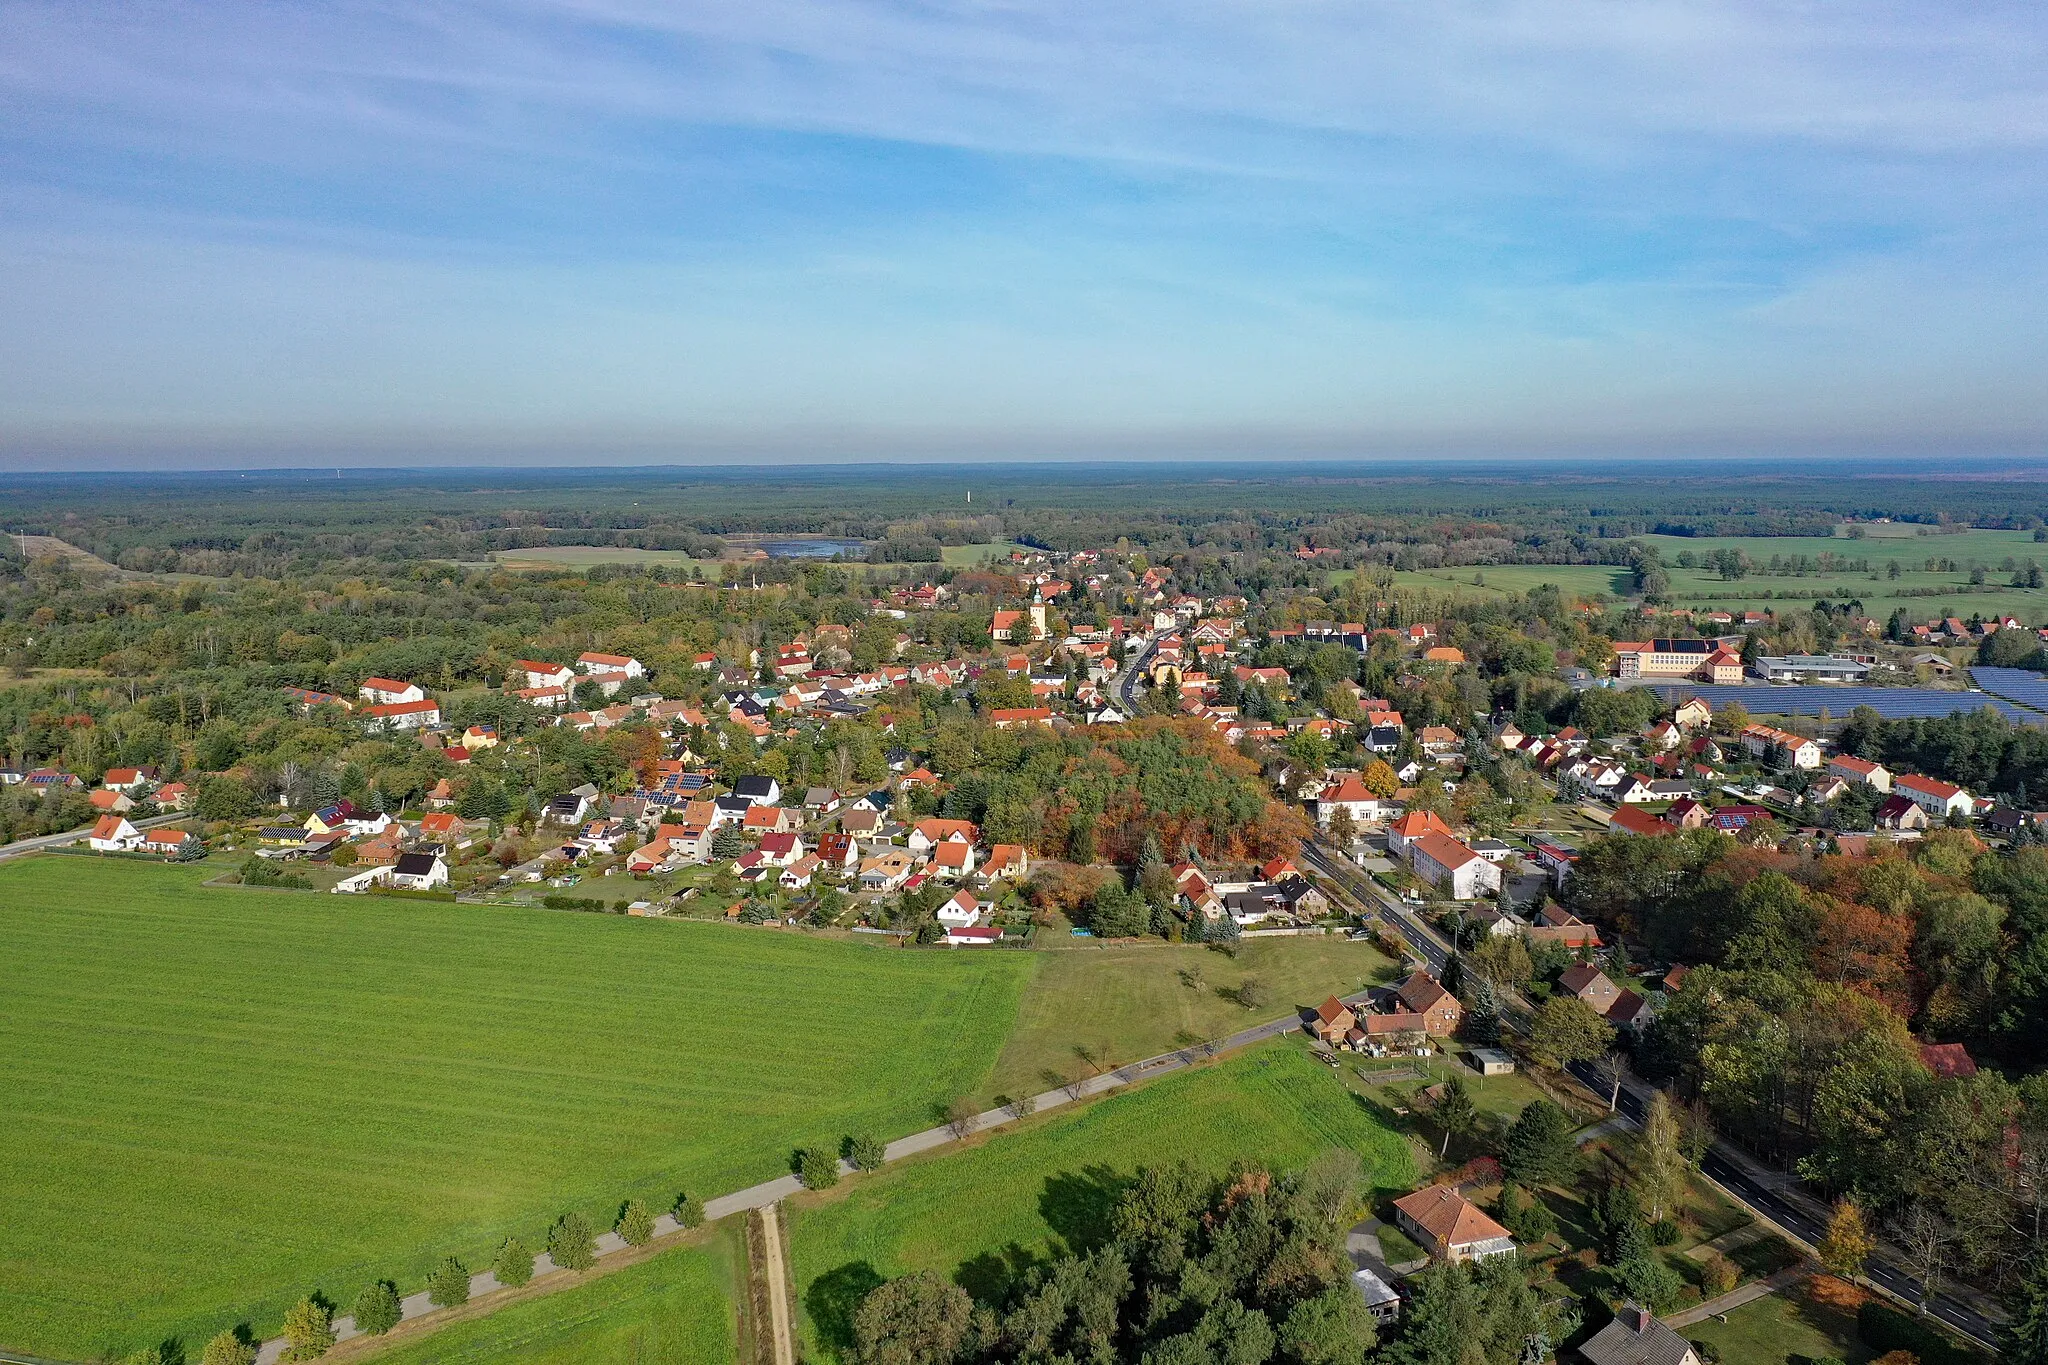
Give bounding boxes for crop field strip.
[787,1043,1417,1364]
[1637,681,2042,723]
[363,1233,742,1365]
[0,859,1033,1360]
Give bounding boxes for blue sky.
[2,0,2045,466]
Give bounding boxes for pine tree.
[1430,1074,1478,1160]
[495,1236,535,1287]
[352,1280,402,1335]
[2005,1249,2048,1365]
[1462,976,1502,1046]
[617,1198,655,1247]
[200,1331,257,1365]
[548,1211,597,1271]
[280,1297,335,1362]
[426,1255,470,1308]
[1503,1100,1575,1188]
[712,821,745,861]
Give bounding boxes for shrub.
[1649,1217,1683,1247]
[495,1236,535,1288]
[280,1296,336,1361]
[674,1192,706,1228]
[352,1279,402,1335]
[844,1133,887,1171]
[617,1198,655,1246]
[200,1331,257,1365]
[1699,1251,1739,1297]
[427,1255,470,1308]
[799,1146,842,1189]
[239,856,313,891]
[548,1211,597,1271]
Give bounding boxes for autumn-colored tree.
[1361,759,1400,799]
[1819,1196,1876,1279]
[1810,894,1914,1008]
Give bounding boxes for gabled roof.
[1389,810,1452,838]
[1559,964,1614,997]
[1897,772,1966,800]
[1410,832,1484,871]
[1314,995,1354,1026]
[1920,1041,1978,1079]
[1396,972,1454,1014]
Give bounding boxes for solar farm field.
[1970,667,2048,713]
[787,1043,1416,1364]
[0,858,1032,1361]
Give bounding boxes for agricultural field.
[786,1042,1416,1364]
[1390,564,1636,602]
[487,545,708,571]
[355,1233,739,1365]
[983,935,1398,1103]
[0,858,1031,1361]
[942,539,1027,566]
[1644,529,2048,622]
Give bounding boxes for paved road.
[0,812,186,863]
[241,982,1367,1364]
[1301,832,2000,1348]
[1665,1263,1810,1328]
[1569,1059,2000,1348]
[1114,634,1159,714]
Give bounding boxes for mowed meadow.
[0,859,1033,1360]
[788,1044,1417,1364]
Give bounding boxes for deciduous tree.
[352,1280,401,1335]
[548,1211,596,1271]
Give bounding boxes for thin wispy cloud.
[0,1,2044,465]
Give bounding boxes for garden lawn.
[0,858,1032,1361]
[983,936,1398,1103]
[788,1041,1416,1364]
[355,1234,739,1365]
[1681,1279,1873,1365]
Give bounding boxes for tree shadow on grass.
[804,1260,886,1354]
[955,1241,1053,1306]
[1039,1165,1133,1256]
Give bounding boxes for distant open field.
[787,1042,1416,1364]
[983,935,1397,1103]
[488,545,709,570]
[942,539,1026,566]
[0,859,1031,1360]
[361,1233,739,1365]
[1645,529,2048,622]
[1327,564,1633,602]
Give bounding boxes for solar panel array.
[1636,682,2041,723]
[1968,667,2048,714]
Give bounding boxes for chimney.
[1628,1305,1652,1332]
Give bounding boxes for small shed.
[1467,1047,1516,1077]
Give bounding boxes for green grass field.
[488,546,708,570]
[1644,529,2048,622]
[941,540,1026,567]
[362,1233,739,1365]
[1681,1280,1872,1365]
[1328,565,1634,604]
[0,859,1031,1360]
[983,936,1397,1103]
[786,1042,1416,1363]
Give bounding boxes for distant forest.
[4,459,2047,579]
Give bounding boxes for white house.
[944,925,1003,947]
[1895,773,1974,821]
[578,651,646,679]
[87,815,143,852]
[518,660,576,690]
[937,890,982,929]
[358,677,425,705]
[388,852,449,891]
[1828,754,1892,792]
[1314,775,1396,828]
[1740,724,1822,770]
[360,698,441,732]
[1408,833,1502,900]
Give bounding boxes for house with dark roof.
[1577,1304,1700,1365]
